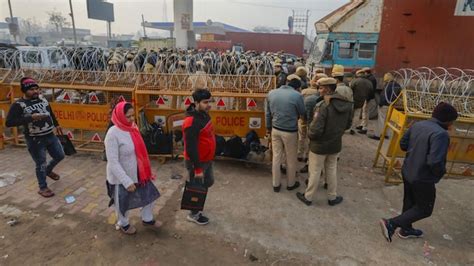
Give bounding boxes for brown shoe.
[47,171,60,181]
[38,188,55,198]
[142,220,163,230]
[120,225,137,235]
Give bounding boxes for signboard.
[51,103,109,131]
[181,14,191,30]
[87,0,115,22]
[454,0,474,16]
[211,111,266,137]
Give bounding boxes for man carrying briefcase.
[182,88,216,225]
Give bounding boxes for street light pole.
[69,0,78,47]
[7,0,17,42]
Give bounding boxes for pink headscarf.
[112,102,155,185]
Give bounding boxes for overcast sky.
[1,0,348,37]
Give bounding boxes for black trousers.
[390,179,436,229]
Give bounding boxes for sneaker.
[368,134,381,140]
[328,196,343,206]
[379,219,395,242]
[356,126,363,130]
[296,192,312,206]
[398,228,423,239]
[273,185,281,193]
[357,129,368,134]
[187,212,209,225]
[299,165,308,173]
[287,181,300,191]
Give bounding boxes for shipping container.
[375,0,474,75]
[225,32,305,56]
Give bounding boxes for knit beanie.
[432,102,458,123]
[288,79,302,90]
[192,88,212,102]
[20,77,39,93]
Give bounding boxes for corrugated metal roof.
[315,0,365,32]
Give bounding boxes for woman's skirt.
[107,181,160,216]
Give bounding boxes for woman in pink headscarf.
[105,102,162,235]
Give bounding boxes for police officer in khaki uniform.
[296,78,353,206]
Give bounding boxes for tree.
[48,11,70,33]
[20,18,44,37]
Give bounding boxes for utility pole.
[69,0,78,47]
[305,9,310,37]
[292,9,310,37]
[7,0,17,42]
[142,14,147,38]
[107,21,112,40]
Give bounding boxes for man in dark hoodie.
[183,89,216,226]
[296,78,353,206]
[6,77,64,198]
[380,102,458,242]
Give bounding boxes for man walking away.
[368,73,402,140]
[332,72,354,102]
[350,70,373,134]
[380,102,458,242]
[183,89,216,225]
[266,75,306,192]
[6,77,65,198]
[296,78,353,206]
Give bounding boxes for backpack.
[140,111,173,155]
[224,136,248,159]
[215,135,226,156]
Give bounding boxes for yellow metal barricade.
[135,73,275,138]
[0,68,136,152]
[135,73,275,158]
[374,90,474,183]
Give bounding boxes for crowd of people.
[5,57,459,242]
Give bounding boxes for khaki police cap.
[332,72,344,77]
[287,74,301,81]
[317,77,337,86]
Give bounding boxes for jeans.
[26,133,65,189]
[185,160,214,215]
[390,179,436,229]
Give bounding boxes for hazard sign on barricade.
[135,73,276,147]
[0,68,136,152]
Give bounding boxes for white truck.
[16,46,71,69]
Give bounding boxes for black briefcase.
[58,134,77,156]
[181,180,208,212]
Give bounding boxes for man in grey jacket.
[380,102,458,242]
[266,74,306,192]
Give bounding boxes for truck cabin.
[311,33,378,73]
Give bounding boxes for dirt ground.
[0,123,473,265]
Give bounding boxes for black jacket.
[401,118,450,184]
[6,97,59,137]
[379,81,402,106]
[275,71,287,88]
